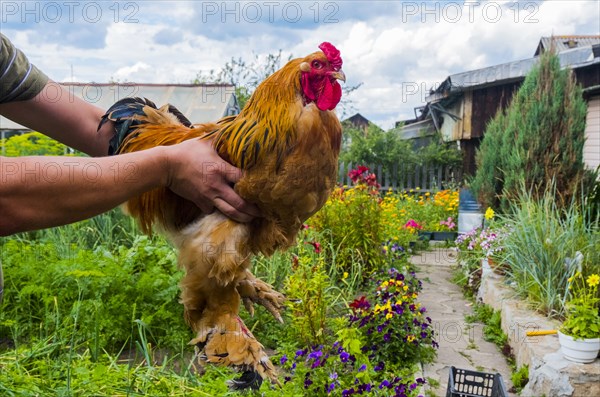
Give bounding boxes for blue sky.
[2,0,599,128]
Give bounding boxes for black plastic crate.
[446,366,508,397]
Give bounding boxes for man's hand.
[163,139,260,223]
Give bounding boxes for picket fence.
[337,162,462,193]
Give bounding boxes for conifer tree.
[472,50,587,210]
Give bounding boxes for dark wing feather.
[99,97,193,155]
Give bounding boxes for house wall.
[584,95,600,170]
[470,82,521,138]
[439,99,464,141]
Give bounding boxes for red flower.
[307,241,322,254]
[350,296,371,311]
[348,166,370,183]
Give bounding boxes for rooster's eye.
[312,60,323,69]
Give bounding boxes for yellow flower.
[407,335,415,342]
[484,207,495,220]
[587,274,600,287]
[386,312,393,320]
[343,272,349,280]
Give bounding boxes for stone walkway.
[410,248,516,396]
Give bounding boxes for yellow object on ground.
[526,330,557,336]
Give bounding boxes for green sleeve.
[0,33,49,104]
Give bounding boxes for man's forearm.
[0,148,168,235]
[0,83,112,157]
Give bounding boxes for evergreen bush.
[472,50,587,210]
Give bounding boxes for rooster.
[100,42,345,389]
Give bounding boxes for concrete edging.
[478,260,600,397]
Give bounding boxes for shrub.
[309,167,385,274]
[500,189,598,317]
[1,131,73,156]
[472,50,587,211]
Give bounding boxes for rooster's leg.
[237,270,285,323]
[177,214,278,388]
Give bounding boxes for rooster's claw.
[237,274,285,323]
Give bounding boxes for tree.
[194,51,288,109]
[193,51,361,112]
[471,50,587,210]
[340,123,462,176]
[340,123,417,174]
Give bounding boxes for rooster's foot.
[237,275,285,323]
[189,316,279,388]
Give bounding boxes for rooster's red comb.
[319,42,342,70]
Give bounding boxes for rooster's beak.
[331,70,346,82]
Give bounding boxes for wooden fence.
[338,162,463,192]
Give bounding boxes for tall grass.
[11,209,140,256]
[501,189,599,318]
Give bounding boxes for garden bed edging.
[478,259,600,397]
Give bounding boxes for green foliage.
[584,168,600,224]
[341,124,417,174]
[560,271,600,340]
[511,365,529,394]
[0,235,188,353]
[500,188,599,317]
[417,134,463,168]
[0,337,231,396]
[276,267,433,397]
[276,331,425,397]
[309,184,385,275]
[472,50,587,211]
[0,163,439,395]
[1,132,72,157]
[341,125,462,177]
[283,244,337,347]
[16,209,140,254]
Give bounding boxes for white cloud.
[3,0,598,129]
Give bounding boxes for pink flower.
[404,219,423,230]
[308,241,322,254]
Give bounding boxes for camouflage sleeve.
[0,33,49,104]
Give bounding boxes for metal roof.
[393,118,436,140]
[426,45,600,102]
[0,83,239,130]
[535,35,600,56]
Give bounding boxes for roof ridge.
[547,35,600,39]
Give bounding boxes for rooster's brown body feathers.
[104,44,344,387]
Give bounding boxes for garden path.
[410,248,517,397]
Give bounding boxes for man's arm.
[0,83,113,157]
[0,139,259,236]
[0,84,260,233]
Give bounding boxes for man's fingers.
[216,182,262,218]
[213,198,254,223]
[220,161,243,185]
